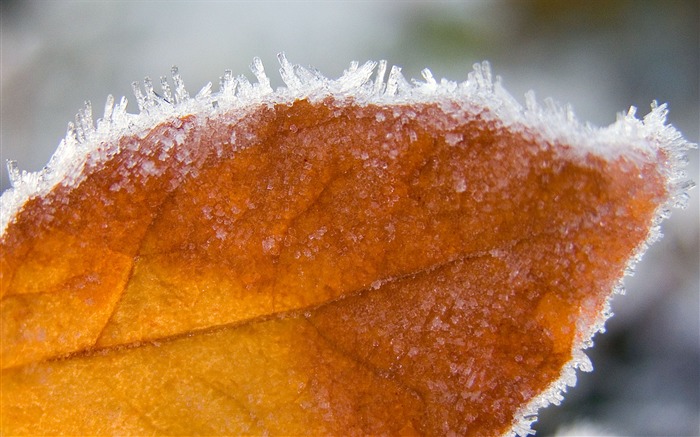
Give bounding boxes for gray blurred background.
[1,1,698,435]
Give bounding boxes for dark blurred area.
[1,1,698,435]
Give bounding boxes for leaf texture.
[0,58,692,436]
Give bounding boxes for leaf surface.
[0,60,690,436]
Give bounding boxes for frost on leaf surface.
[0,55,694,436]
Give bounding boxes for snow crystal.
[454,177,467,193]
[262,236,276,254]
[215,227,228,241]
[445,132,463,147]
[308,226,327,240]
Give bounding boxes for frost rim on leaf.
[0,53,695,436]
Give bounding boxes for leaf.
[0,58,693,436]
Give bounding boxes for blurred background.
[1,1,698,435]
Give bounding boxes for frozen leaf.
[0,57,694,436]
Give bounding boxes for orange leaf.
[1,57,694,436]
